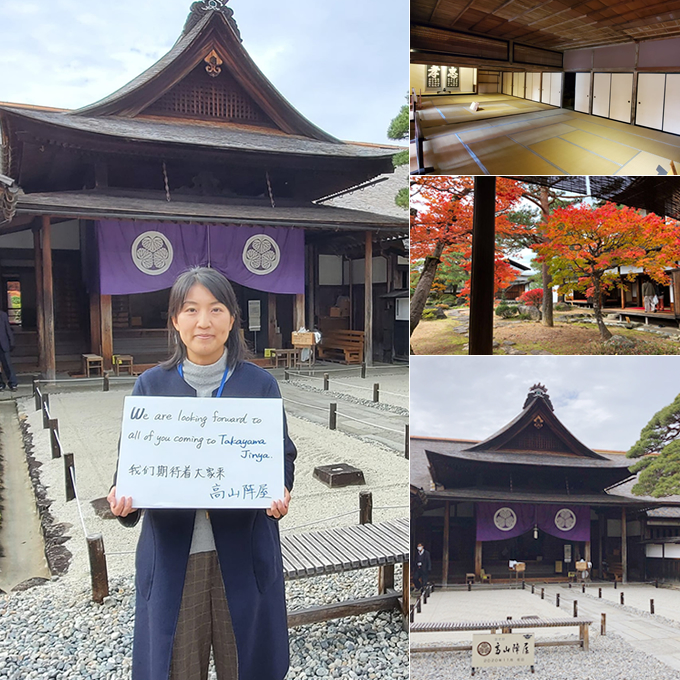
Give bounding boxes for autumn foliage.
[518,288,544,309]
[535,202,680,340]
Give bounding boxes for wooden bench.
[282,517,409,627]
[318,330,365,364]
[411,616,594,652]
[82,354,103,377]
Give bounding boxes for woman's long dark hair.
[162,267,250,370]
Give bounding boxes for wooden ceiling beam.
[467,0,518,31]
[450,0,478,27]
[429,0,446,22]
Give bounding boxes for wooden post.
[103,374,110,392]
[584,540,591,564]
[378,565,395,595]
[87,534,109,603]
[33,227,46,374]
[268,293,277,349]
[49,419,60,459]
[573,600,578,617]
[475,541,482,580]
[323,373,329,390]
[329,403,337,430]
[42,393,50,429]
[621,506,628,584]
[294,294,305,332]
[556,593,560,607]
[598,512,604,581]
[41,216,56,381]
[100,295,113,371]
[620,592,624,605]
[581,622,589,652]
[64,453,76,502]
[405,424,410,460]
[650,599,654,614]
[601,613,606,636]
[89,291,102,356]
[402,561,410,618]
[359,491,373,525]
[364,232,373,366]
[373,383,379,403]
[468,177,497,355]
[442,501,450,586]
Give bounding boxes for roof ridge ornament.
[523,383,554,411]
[184,0,242,42]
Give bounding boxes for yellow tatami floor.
[411,94,680,176]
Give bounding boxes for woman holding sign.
[107,267,296,680]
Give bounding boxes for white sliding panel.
[663,74,680,134]
[550,72,563,107]
[530,73,541,102]
[519,72,526,99]
[636,73,665,130]
[503,71,513,95]
[514,72,526,99]
[592,73,611,118]
[541,73,552,103]
[609,73,634,123]
[575,72,591,113]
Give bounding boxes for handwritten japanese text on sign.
[472,633,535,669]
[116,396,285,509]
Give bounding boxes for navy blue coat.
[0,310,14,353]
[121,361,297,680]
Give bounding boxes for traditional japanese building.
[0,1,408,377]
[411,384,680,584]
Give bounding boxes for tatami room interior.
[410,0,680,176]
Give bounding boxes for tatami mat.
[415,93,680,175]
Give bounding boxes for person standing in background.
[414,542,432,592]
[0,308,18,391]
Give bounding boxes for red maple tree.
[410,176,526,334]
[535,202,680,340]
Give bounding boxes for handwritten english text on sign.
[116,396,285,509]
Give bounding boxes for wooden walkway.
[282,518,409,628]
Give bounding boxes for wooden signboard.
[472,633,535,673]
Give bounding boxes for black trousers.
[0,349,17,388]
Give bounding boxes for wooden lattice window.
[145,65,274,126]
[503,429,570,453]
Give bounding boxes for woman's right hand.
[107,486,137,517]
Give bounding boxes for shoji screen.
[575,73,591,113]
[636,73,665,130]
[609,73,633,123]
[663,74,680,134]
[550,73,563,107]
[541,73,552,103]
[592,73,611,118]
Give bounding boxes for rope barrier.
[282,397,329,412]
[289,374,406,400]
[334,410,404,434]
[68,465,89,541]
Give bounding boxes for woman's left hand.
[267,487,291,519]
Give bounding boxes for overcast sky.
[0,0,408,145]
[411,356,680,452]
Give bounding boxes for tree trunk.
[593,276,612,341]
[539,187,554,327]
[410,241,445,336]
[541,261,553,327]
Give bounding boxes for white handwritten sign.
[116,396,285,509]
[472,633,535,669]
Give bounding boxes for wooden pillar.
[100,295,113,370]
[268,294,277,349]
[671,269,680,317]
[364,232,373,366]
[598,513,605,579]
[33,226,46,374]
[306,243,315,330]
[89,292,102,356]
[475,541,483,579]
[442,501,450,586]
[584,541,591,564]
[41,216,56,380]
[469,177,497,355]
[621,506,628,584]
[294,294,305,332]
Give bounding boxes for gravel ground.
[1,378,409,679]
[411,633,680,680]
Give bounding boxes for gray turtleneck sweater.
[181,349,229,555]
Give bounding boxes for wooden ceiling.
[412,0,680,51]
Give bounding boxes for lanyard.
[178,363,231,398]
